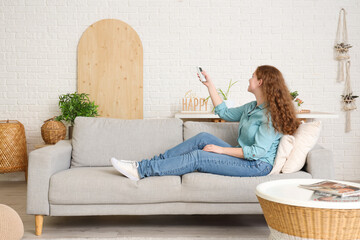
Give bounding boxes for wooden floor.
[0,181,270,239]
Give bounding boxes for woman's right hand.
[197,70,213,88]
[198,70,223,108]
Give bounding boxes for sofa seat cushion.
[49,167,181,205]
[180,171,312,203]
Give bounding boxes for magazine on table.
[299,180,360,198]
[311,191,360,202]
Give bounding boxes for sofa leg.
[35,215,44,236]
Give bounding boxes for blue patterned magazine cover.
[299,180,360,198]
[311,191,360,202]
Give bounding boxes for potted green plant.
[55,92,99,139]
[290,91,304,111]
[206,79,239,111]
[290,91,299,100]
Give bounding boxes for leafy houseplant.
[217,79,239,101]
[290,91,304,110]
[294,98,304,107]
[290,91,299,100]
[55,92,99,138]
[206,79,239,111]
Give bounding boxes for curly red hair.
[255,65,300,135]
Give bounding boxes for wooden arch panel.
[77,19,143,119]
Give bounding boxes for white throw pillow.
[281,121,322,173]
[268,135,295,175]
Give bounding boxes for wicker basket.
[41,118,66,144]
[0,120,28,174]
[257,196,360,240]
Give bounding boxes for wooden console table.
[175,112,338,122]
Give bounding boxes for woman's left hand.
[203,144,224,154]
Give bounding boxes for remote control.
[196,66,206,82]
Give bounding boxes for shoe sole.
[111,158,139,181]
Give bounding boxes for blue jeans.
[137,132,273,179]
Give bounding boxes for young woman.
[111,65,300,181]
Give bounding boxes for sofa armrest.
[305,145,334,179]
[27,140,72,215]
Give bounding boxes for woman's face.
[248,72,262,93]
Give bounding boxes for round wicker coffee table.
[256,179,360,240]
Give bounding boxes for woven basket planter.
[41,118,66,144]
[257,196,360,240]
[0,120,28,174]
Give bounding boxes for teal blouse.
[214,101,282,165]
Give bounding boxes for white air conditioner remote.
[196,66,206,82]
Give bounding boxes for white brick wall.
[0,0,359,181]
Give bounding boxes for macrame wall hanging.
[342,61,358,132]
[335,8,358,132]
[335,8,352,82]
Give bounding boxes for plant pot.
[68,126,74,140]
[41,118,66,144]
[293,102,302,112]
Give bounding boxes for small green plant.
[55,92,99,126]
[290,91,299,100]
[205,79,238,112]
[219,79,239,100]
[290,91,304,107]
[294,98,304,107]
[205,79,239,102]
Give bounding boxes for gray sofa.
[27,117,334,235]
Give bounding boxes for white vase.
[293,101,301,112]
[224,99,235,108]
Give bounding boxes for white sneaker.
[111,157,140,181]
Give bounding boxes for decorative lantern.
[0,120,28,178]
[41,117,66,144]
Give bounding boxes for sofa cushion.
[184,121,239,146]
[71,117,184,167]
[49,167,181,205]
[268,135,295,175]
[180,171,312,203]
[50,167,312,205]
[282,121,322,173]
